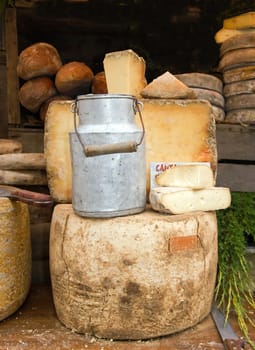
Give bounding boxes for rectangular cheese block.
[150,187,231,214]
[136,99,217,196]
[103,49,147,97]
[44,100,74,203]
[155,164,215,188]
[223,12,255,30]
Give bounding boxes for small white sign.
[150,161,211,189]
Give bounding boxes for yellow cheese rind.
[223,12,255,30]
[103,49,147,97]
[44,100,74,203]
[214,27,255,44]
[150,187,231,214]
[136,99,217,196]
[50,204,218,339]
[0,199,31,321]
[155,164,215,188]
[141,71,196,99]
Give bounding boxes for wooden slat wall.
[5,8,20,126]
[216,124,255,192]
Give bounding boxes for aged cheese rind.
[223,65,255,84]
[50,204,218,339]
[220,33,255,57]
[0,153,46,170]
[44,100,74,203]
[156,164,215,188]
[218,48,255,72]
[150,187,231,214]
[225,109,255,125]
[0,139,23,154]
[225,93,255,111]
[224,79,255,97]
[103,49,147,97]
[192,87,225,108]
[223,12,255,30]
[141,71,196,99]
[137,99,217,195]
[0,169,47,185]
[215,27,255,44]
[175,73,223,94]
[0,199,31,321]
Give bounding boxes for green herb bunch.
[215,192,255,348]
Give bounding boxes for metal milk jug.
[69,94,146,218]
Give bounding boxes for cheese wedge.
[155,164,215,188]
[150,187,231,214]
[103,49,147,97]
[215,27,255,44]
[141,71,196,99]
[223,12,255,30]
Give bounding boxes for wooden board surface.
[217,163,255,192]
[216,124,255,161]
[0,284,252,350]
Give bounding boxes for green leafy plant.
[215,192,255,348]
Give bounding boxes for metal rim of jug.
[70,94,145,157]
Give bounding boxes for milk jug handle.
[71,98,145,157]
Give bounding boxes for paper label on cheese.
[150,162,211,189]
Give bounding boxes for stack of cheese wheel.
[215,12,255,125]
[175,72,225,123]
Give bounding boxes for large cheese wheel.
[192,87,225,108]
[225,93,255,111]
[44,100,74,203]
[215,27,255,44]
[0,169,47,186]
[175,73,223,94]
[0,153,45,170]
[223,65,255,84]
[220,33,255,57]
[0,139,22,154]
[18,77,57,113]
[55,61,94,97]
[218,48,255,71]
[224,79,255,97]
[225,109,255,125]
[50,205,218,340]
[17,42,62,80]
[0,198,31,321]
[39,95,71,122]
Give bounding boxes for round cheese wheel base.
[225,109,255,125]
[0,199,31,321]
[50,205,218,340]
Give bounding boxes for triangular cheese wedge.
[150,187,231,214]
[141,71,196,99]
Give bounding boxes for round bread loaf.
[55,61,94,97]
[91,71,108,94]
[19,77,57,113]
[17,42,62,80]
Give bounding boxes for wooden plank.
[216,123,255,161]
[5,7,21,125]
[217,163,255,192]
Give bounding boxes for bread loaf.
[17,42,62,80]
[19,77,57,113]
[91,71,108,94]
[55,61,94,97]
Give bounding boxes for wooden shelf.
[0,284,252,350]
